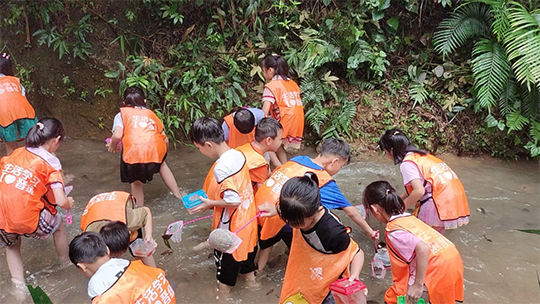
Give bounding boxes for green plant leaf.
[105,70,119,78]
[506,110,530,131]
[27,285,53,304]
[387,17,399,31]
[517,229,540,234]
[433,3,492,58]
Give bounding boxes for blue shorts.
[0,117,37,142]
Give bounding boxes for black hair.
[0,53,14,76]
[99,221,130,257]
[362,181,405,216]
[320,138,351,164]
[25,117,65,148]
[123,86,146,107]
[189,117,224,145]
[255,117,283,142]
[259,54,291,79]
[277,174,321,228]
[378,128,427,165]
[69,232,108,265]
[233,108,256,134]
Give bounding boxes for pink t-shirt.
[387,213,421,286]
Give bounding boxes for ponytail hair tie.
[392,131,399,136]
[385,189,390,195]
[36,122,44,130]
[1,53,9,59]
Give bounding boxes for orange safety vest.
[120,107,167,164]
[0,147,63,234]
[255,160,333,241]
[202,154,258,262]
[80,191,132,231]
[235,142,268,190]
[279,228,360,304]
[384,215,464,304]
[264,79,304,139]
[403,153,469,222]
[92,260,176,304]
[0,76,35,128]
[224,113,255,149]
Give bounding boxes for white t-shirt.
[213,149,245,229]
[111,106,147,131]
[87,258,130,298]
[26,147,63,189]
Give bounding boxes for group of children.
[0,52,469,304]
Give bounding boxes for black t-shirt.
[301,208,351,254]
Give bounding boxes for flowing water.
[0,140,538,304]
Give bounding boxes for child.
[106,86,181,206]
[256,138,377,273]
[260,54,304,165]
[277,175,364,304]
[0,52,37,155]
[363,181,464,304]
[222,107,265,149]
[80,191,156,267]
[235,117,283,192]
[379,128,469,234]
[0,117,73,289]
[69,232,176,304]
[189,117,259,293]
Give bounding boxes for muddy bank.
[0,140,538,303]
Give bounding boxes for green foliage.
[27,285,53,304]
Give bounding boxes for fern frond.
[305,102,327,135]
[519,84,540,120]
[506,109,530,131]
[471,39,512,111]
[433,3,493,58]
[409,83,428,107]
[504,2,540,89]
[499,78,518,116]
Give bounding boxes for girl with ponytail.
[0,117,73,293]
[277,174,364,304]
[260,54,304,166]
[363,181,464,304]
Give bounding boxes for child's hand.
[67,197,74,209]
[106,141,115,153]
[192,197,211,213]
[406,283,423,304]
[258,202,277,217]
[367,229,379,241]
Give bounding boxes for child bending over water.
[363,180,464,304]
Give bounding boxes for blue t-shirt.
[290,156,351,210]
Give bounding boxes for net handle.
[234,212,262,234]
[183,214,213,226]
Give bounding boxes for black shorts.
[259,225,292,249]
[120,153,166,184]
[214,246,258,287]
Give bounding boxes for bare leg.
[5,142,18,156]
[159,162,181,199]
[138,255,157,268]
[53,221,69,261]
[276,145,287,165]
[131,181,144,206]
[243,271,260,288]
[256,246,273,275]
[6,239,24,283]
[218,282,231,294]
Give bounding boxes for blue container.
[182,189,208,212]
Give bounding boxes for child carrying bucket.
[264,174,364,304]
[363,181,464,304]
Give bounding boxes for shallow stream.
[0,140,538,303]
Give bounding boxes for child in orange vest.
[80,191,156,267]
[363,181,464,304]
[235,117,283,192]
[379,129,469,234]
[276,175,364,304]
[256,139,377,274]
[69,232,176,304]
[260,54,304,166]
[106,86,181,206]
[0,52,37,155]
[189,117,259,294]
[0,117,74,293]
[222,107,265,149]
